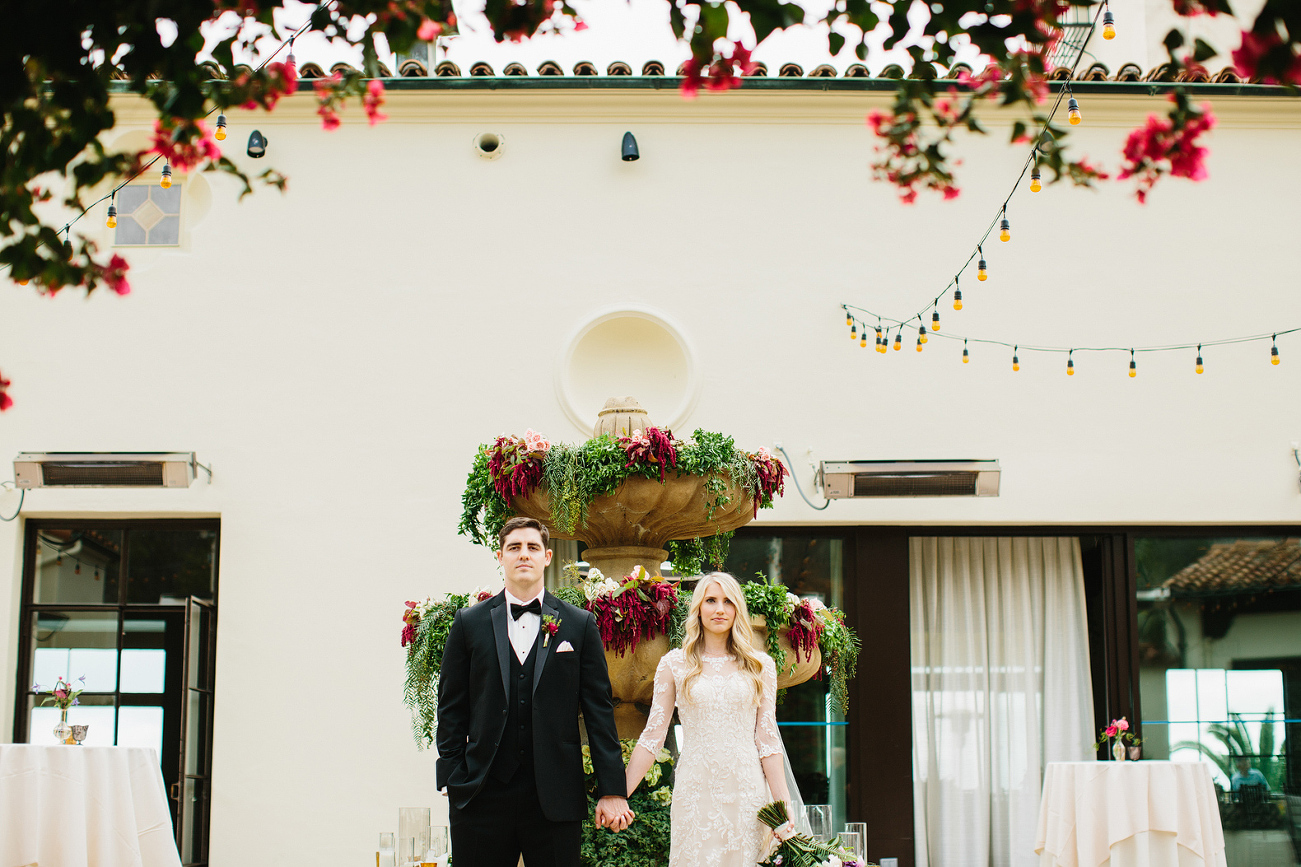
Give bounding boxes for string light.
[215,113,228,141]
[851,321,857,340]
[1067,87,1082,125]
[953,277,963,310]
[846,312,853,327]
[1000,208,1011,242]
[1103,6,1116,40]
[962,340,969,363]
[160,161,173,189]
[842,303,1300,379]
[1067,350,1075,375]
[893,330,902,351]
[106,195,117,228]
[1030,160,1042,193]
[916,333,924,352]
[860,330,868,348]
[977,249,987,281]
[876,322,885,353]
[63,229,72,260]
[932,309,941,331]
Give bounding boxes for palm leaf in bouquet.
[757,801,860,867]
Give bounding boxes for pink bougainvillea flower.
[0,371,12,412]
[363,79,388,126]
[150,118,221,172]
[1118,95,1215,202]
[680,57,702,100]
[417,18,442,40]
[101,254,131,296]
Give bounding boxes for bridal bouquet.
[756,801,861,867]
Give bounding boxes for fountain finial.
[594,397,653,439]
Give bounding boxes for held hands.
[595,796,635,832]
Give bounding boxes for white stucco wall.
[0,83,1298,864]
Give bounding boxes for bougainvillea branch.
[1118,91,1216,203]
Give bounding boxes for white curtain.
[910,537,1094,867]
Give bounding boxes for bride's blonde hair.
[681,571,766,705]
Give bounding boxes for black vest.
[491,639,538,782]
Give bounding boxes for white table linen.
[1035,761,1226,867]
[0,745,182,867]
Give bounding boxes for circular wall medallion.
[557,306,699,435]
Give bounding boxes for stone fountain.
[510,397,820,738]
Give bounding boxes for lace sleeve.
[636,653,677,757]
[755,655,783,759]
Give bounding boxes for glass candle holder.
[843,822,868,862]
[805,805,833,842]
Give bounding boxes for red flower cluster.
[1232,29,1301,84]
[149,118,221,172]
[1118,95,1216,203]
[0,370,11,412]
[487,435,546,501]
[402,600,420,647]
[618,426,679,480]
[315,73,344,131]
[786,600,825,668]
[588,574,678,657]
[97,254,131,296]
[364,79,388,126]
[681,43,758,99]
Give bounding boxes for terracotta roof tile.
[1165,539,1301,596]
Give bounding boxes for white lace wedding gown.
[635,648,784,867]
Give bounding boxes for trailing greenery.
[580,740,675,867]
[402,593,473,749]
[817,608,862,715]
[666,531,734,577]
[741,581,794,675]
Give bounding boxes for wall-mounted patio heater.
[14,452,199,489]
[820,460,1001,498]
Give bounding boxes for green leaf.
[1163,28,1184,53]
[1193,38,1217,62]
[828,31,845,56]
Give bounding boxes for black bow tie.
[510,599,542,620]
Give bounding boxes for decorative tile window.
[114,183,182,246]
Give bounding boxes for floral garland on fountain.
[554,564,684,656]
[458,426,786,574]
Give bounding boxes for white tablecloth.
[0,745,182,867]
[1035,761,1227,867]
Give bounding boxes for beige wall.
[0,84,1298,864]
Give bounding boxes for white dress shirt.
[504,588,543,663]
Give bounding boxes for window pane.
[184,690,209,775]
[1136,536,1301,867]
[119,705,166,757]
[27,693,116,746]
[31,610,119,692]
[33,529,121,604]
[122,617,169,692]
[126,528,217,603]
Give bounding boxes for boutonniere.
[542,614,561,647]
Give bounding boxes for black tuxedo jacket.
[435,590,626,821]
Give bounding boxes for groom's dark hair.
[498,516,550,548]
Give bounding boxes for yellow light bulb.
[916,341,923,352]
[1067,367,1074,376]
[920,334,928,344]
[877,342,886,354]
[954,297,963,311]
[1129,369,1136,377]
[1030,177,1042,193]
[107,216,116,228]
[1069,108,1081,125]
[215,127,227,141]
[860,336,867,348]
[18,278,29,285]
[978,267,987,281]
[1272,355,1280,365]
[1196,362,1204,374]
[846,313,853,326]
[1103,22,1115,39]
[1000,228,1010,242]
[1013,361,1020,372]
[893,336,901,351]
[962,353,969,363]
[160,175,172,189]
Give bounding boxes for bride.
[624,571,797,867]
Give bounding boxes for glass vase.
[52,708,71,743]
[1111,739,1126,761]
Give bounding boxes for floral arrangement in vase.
[553,565,684,655]
[458,426,786,574]
[1093,716,1142,760]
[32,675,86,743]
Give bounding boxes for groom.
[437,516,633,867]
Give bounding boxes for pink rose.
[1105,725,1118,738]
[1116,719,1129,731]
